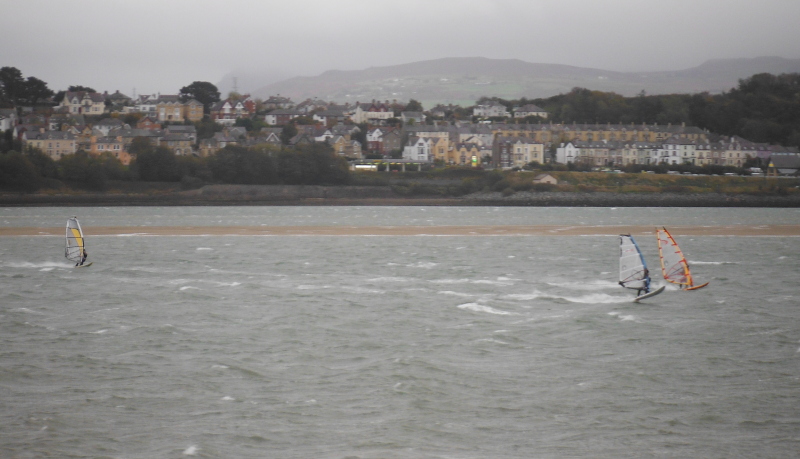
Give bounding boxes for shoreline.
[3,225,800,237]
[1,185,799,207]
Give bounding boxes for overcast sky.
[2,0,799,96]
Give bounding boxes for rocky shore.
[1,184,799,207]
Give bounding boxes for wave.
[555,293,631,304]
[689,260,737,265]
[438,290,476,298]
[457,302,516,315]
[608,311,640,322]
[547,279,621,290]
[429,278,470,284]
[505,290,629,304]
[6,261,74,269]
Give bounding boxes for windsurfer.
[79,249,88,266]
[637,268,650,296]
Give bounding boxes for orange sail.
[655,227,709,290]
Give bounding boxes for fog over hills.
[219,56,800,107]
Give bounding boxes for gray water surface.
[1,207,799,458]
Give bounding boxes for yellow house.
[59,91,106,115]
[158,133,194,155]
[156,98,185,122]
[23,131,77,160]
[182,99,204,122]
[454,143,482,166]
[429,137,450,163]
[494,136,545,168]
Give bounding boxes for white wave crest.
[473,279,515,286]
[407,262,437,269]
[183,445,199,456]
[179,286,199,291]
[438,290,475,298]
[196,247,213,251]
[457,303,515,315]
[553,293,630,304]
[689,260,736,265]
[608,311,640,322]
[8,261,73,269]
[504,292,541,301]
[429,278,470,284]
[547,280,621,290]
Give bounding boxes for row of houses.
[19,123,200,164]
[555,136,799,168]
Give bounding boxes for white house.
[473,104,509,118]
[402,136,433,162]
[658,136,697,165]
[556,142,581,164]
[0,108,17,131]
[513,104,548,119]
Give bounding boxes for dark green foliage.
[277,143,349,185]
[280,123,298,145]
[523,72,800,146]
[179,81,221,114]
[0,67,25,106]
[133,146,183,182]
[209,145,278,184]
[59,151,109,190]
[405,99,423,112]
[0,151,41,191]
[195,117,223,139]
[0,67,54,107]
[68,85,96,93]
[25,148,59,179]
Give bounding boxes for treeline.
[0,140,351,192]
[484,73,800,147]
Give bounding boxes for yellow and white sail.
[65,217,85,263]
[655,227,709,290]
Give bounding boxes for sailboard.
[65,217,90,267]
[655,227,709,291]
[619,234,664,302]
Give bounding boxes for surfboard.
[633,285,665,303]
[75,262,93,268]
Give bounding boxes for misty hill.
[246,56,800,107]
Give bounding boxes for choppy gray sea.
[1,207,799,458]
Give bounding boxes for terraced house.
[22,131,76,160]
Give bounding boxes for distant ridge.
[243,56,800,107]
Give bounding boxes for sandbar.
[2,225,799,237]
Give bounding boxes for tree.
[405,99,423,112]
[21,77,53,105]
[0,67,25,106]
[179,81,221,114]
[68,85,96,93]
[209,145,278,184]
[280,123,298,145]
[0,151,41,191]
[133,146,182,182]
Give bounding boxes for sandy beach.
[2,225,800,237]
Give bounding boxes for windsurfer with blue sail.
[619,234,664,302]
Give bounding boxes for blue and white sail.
[619,234,651,293]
